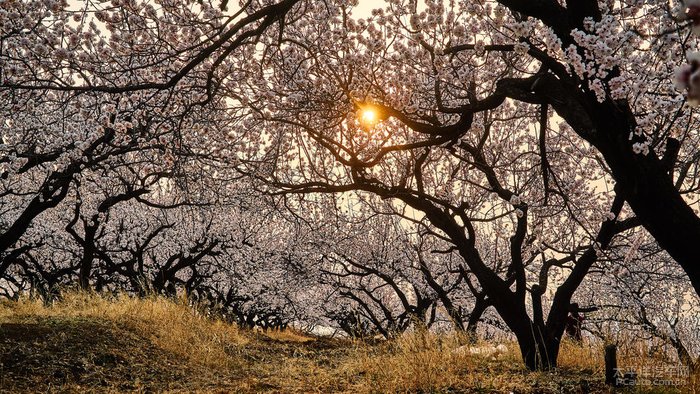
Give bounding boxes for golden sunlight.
[359,107,382,129]
[360,108,377,124]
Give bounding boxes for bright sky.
[355,0,378,18]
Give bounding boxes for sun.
[360,109,377,124]
[359,107,382,129]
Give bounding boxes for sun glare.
[361,109,376,123]
[359,108,380,128]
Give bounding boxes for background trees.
[1,0,699,372]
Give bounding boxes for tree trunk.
[78,245,95,290]
[489,297,561,370]
[539,79,700,296]
[465,296,489,335]
[589,102,700,296]
[513,324,560,370]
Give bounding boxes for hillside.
[0,294,690,393]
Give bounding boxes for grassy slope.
[0,293,693,393]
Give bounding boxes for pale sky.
[355,0,379,18]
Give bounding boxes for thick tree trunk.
[589,102,700,296]
[78,258,92,290]
[537,78,700,296]
[509,320,560,370]
[488,296,562,370]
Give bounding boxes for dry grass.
[0,292,697,393]
[345,331,603,393]
[348,331,498,392]
[0,291,246,369]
